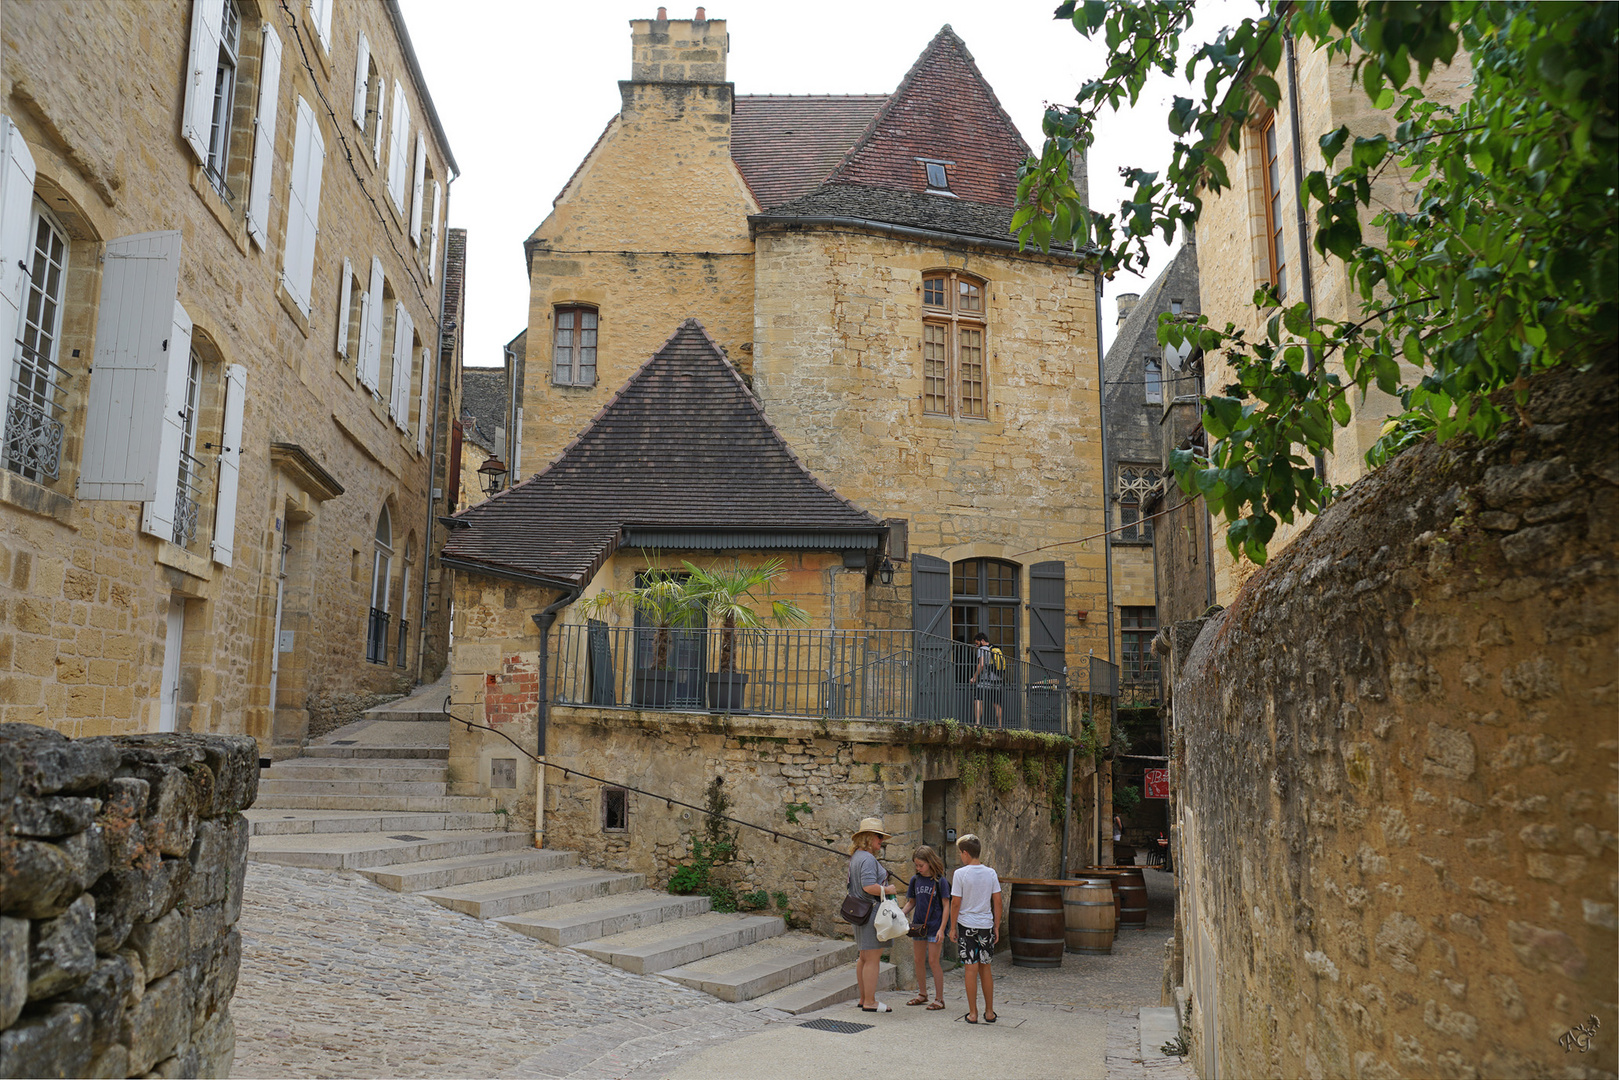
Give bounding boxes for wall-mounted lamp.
[478,454,508,496]
[877,557,895,586]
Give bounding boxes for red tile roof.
[731,95,889,209]
[827,25,1032,207]
[441,320,883,586]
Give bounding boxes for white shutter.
[389,301,414,428]
[427,180,441,282]
[335,258,352,357]
[308,0,332,51]
[351,33,370,128]
[181,0,225,163]
[211,363,245,566]
[386,81,410,211]
[371,74,385,166]
[280,98,324,317]
[360,256,383,392]
[245,25,283,250]
[0,117,38,353]
[409,135,426,243]
[416,347,432,452]
[140,302,194,540]
[79,231,183,501]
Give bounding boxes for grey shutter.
[245,24,282,250]
[1028,560,1067,685]
[415,346,431,452]
[911,553,952,722]
[358,256,383,392]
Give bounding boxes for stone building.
[440,11,1115,896]
[0,0,462,748]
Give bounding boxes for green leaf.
[1320,126,1350,164]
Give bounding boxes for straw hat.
[853,817,892,839]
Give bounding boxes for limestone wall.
[544,707,1088,937]
[0,725,258,1078]
[1170,362,1617,1079]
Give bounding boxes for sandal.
[927,1000,946,1010]
[907,995,930,1007]
[965,1013,978,1024]
[984,1011,998,1023]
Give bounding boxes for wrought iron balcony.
[551,625,1092,732]
[396,619,409,669]
[5,338,72,484]
[172,447,208,548]
[366,608,390,664]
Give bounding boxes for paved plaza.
[231,864,1194,1079]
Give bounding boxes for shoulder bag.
[839,858,875,925]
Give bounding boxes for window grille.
[1116,465,1161,542]
[172,349,207,548]
[6,206,72,484]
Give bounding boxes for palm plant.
[679,558,809,672]
[580,563,699,670]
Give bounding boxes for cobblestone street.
[231,864,1192,1079]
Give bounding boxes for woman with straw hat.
[848,817,898,1012]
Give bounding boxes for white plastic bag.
[874,895,910,941]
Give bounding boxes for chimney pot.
[1115,292,1141,325]
[657,6,667,19]
[695,6,705,19]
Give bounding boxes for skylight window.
[925,162,948,189]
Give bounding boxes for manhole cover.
[798,1019,872,1035]
[332,740,357,745]
[388,834,429,842]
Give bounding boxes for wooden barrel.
[1006,880,1066,968]
[1063,878,1115,954]
[1081,866,1126,921]
[1115,867,1148,930]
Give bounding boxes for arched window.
[367,506,392,663]
[951,558,1019,654]
[921,271,987,418]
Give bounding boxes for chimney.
[695,6,705,20]
[629,11,728,86]
[1115,293,1140,325]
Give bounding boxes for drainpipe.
[530,585,582,847]
[418,176,456,682]
[1284,30,1327,483]
[1092,266,1119,867]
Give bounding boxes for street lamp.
[478,454,508,496]
[877,557,895,586]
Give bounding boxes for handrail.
[441,696,917,889]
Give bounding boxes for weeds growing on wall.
[989,752,1019,793]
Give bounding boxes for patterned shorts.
[957,925,995,965]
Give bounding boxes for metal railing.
[172,447,208,548]
[366,607,390,664]
[4,339,72,483]
[552,624,1074,732]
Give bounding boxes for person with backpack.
[901,844,950,1010]
[970,632,1005,728]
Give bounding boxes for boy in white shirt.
[946,833,1002,1023]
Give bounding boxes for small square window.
[925,162,948,189]
[603,786,628,831]
[1170,298,1183,315]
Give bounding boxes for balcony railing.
[396,619,409,668]
[172,447,208,548]
[366,607,390,664]
[5,339,72,483]
[552,625,1083,732]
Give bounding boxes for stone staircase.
[247,711,891,1012]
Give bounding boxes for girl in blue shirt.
[902,844,950,1009]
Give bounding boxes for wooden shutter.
[389,300,413,427]
[387,81,409,210]
[211,363,246,566]
[335,258,352,357]
[427,180,441,282]
[308,0,332,51]
[140,302,194,540]
[911,553,952,722]
[79,231,183,501]
[280,98,324,317]
[409,134,426,243]
[351,32,370,128]
[181,0,225,163]
[1028,560,1067,685]
[370,73,385,165]
[0,117,37,356]
[359,256,383,392]
[245,24,283,250]
[416,347,431,451]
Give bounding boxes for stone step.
[660,934,859,1002]
[247,830,526,870]
[360,848,578,892]
[261,760,449,783]
[257,778,450,796]
[494,891,711,947]
[249,793,495,813]
[573,914,784,975]
[748,962,897,1015]
[363,707,452,723]
[422,868,645,920]
[300,744,449,760]
[244,809,505,836]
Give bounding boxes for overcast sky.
[394,0,1243,369]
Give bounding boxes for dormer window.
[919,158,955,196]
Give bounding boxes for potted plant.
[681,559,808,711]
[580,564,700,708]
